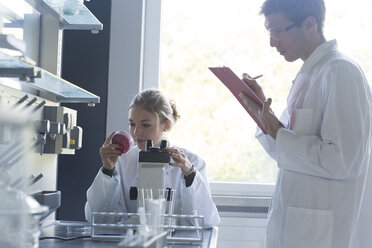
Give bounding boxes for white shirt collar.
[299,39,338,74]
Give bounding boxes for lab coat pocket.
[290,108,313,134]
[283,206,333,248]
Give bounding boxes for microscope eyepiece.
[160,140,167,150]
[145,139,153,151]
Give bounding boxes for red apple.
[111,131,131,153]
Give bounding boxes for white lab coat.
[84,145,221,228]
[257,40,372,248]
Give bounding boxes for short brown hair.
[260,0,326,33]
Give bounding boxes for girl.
[84,89,220,227]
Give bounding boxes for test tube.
[138,188,153,209]
[145,189,153,199]
[166,188,175,217]
[192,209,201,239]
[163,188,175,230]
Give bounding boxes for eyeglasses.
[267,23,297,41]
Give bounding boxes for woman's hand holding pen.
[239,73,283,139]
[99,132,122,170]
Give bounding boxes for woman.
[84,89,220,227]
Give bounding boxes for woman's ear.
[163,119,172,132]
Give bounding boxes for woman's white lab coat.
[257,40,372,248]
[84,145,221,227]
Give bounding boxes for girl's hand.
[164,147,194,175]
[99,132,122,170]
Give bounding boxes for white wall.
[107,0,162,135]
[217,216,266,248]
[107,0,145,135]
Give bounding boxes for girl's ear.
[163,119,172,131]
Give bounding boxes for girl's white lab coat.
[257,40,372,248]
[84,145,220,227]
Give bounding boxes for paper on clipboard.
[209,66,268,134]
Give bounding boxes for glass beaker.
[144,198,165,236]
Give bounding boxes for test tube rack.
[90,211,204,243]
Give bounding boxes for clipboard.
[209,66,268,134]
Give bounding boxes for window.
[159,0,372,184]
[159,0,296,184]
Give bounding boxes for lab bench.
[39,220,218,248]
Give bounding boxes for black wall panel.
[57,0,111,221]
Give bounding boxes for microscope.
[138,139,169,199]
[127,140,172,226]
[130,139,172,209]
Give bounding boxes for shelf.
[0,34,27,53]
[0,52,39,79]
[24,0,103,31]
[0,51,100,105]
